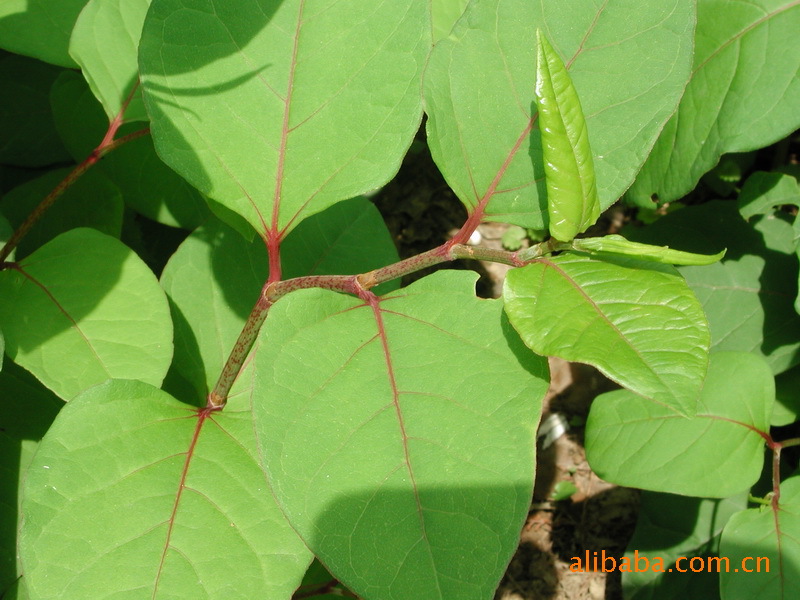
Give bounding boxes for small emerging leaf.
[572,234,726,265]
[536,30,600,242]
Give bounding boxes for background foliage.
[1,1,799,599]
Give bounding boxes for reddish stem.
[0,80,147,264]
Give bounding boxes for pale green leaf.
[536,30,599,241]
[69,0,150,122]
[627,201,800,374]
[19,379,312,599]
[585,352,773,497]
[140,0,429,238]
[253,270,549,599]
[571,234,725,266]
[0,229,173,400]
[719,476,800,600]
[628,0,800,206]
[0,0,88,67]
[424,0,694,229]
[504,253,710,415]
[431,0,470,44]
[0,359,62,597]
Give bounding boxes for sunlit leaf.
[140,0,429,239]
[0,229,172,400]
[19,379,311,599]
[585,352,773,497]
[504,253,709,415]
[628,0,800,206]
[253,271,549,599]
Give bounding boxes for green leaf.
[772,365,800,426]
[253,270,549,599]
[430,0,470,44]
[0,228,173,400]
[0,54,70,167]
[585,352,773,497]
[69,0,150,122]
[628,0,800,206]
[738,172,800,220]
[0,359,62,598]
[139,0,429,238]
[719,476,800,600]
[19,379,312,599]
[572,234,726,266]
[622,491,747,599]
[160,198,400,402]
[50,71,209,230]
[0,0,88,67]
[424,0,694,229]
[535,30,599,242]
[626,201,800,374]
[0,168,124,258]
[504,253,710,415]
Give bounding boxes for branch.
[0,80,148,264]
[207,238,558,407]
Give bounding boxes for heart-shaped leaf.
[253,271,549,599]
[139,0,429,239]
[0,0,87,67]
[19,379,312,599]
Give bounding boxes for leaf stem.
[0,107,149,264]
[208,238,557,407]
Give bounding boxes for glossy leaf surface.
[585,352,773,497]
[424,0,694,228]
[253,271,549,599]
[628,0,800,205]
[504,253,709,415]
[140,0,429,238]
[0,229,172,400]
[719,476,800,600]
[19,380,312,599]
[535,30,599,241]
[69,0,150,122]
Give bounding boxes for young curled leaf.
[572,234,726,266]
[536,30,600,242]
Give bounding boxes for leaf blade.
[503,253,710,415]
